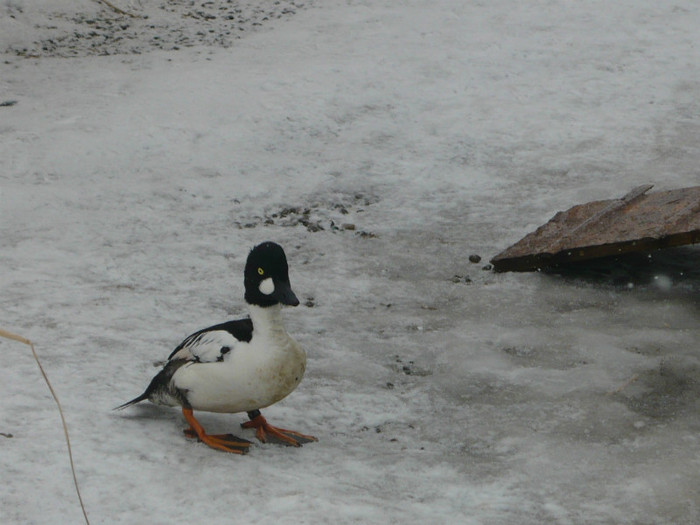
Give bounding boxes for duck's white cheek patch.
[259,277,275,295]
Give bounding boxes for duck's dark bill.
[274,281,299,306]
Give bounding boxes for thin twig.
[0,328,90,525]
[607,373,640,395]
[94,0,140,18]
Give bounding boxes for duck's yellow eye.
[257,267,264,275]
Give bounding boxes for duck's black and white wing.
[115,318,254,410]
[167,319,254,363]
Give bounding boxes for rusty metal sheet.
[490,184,700,272]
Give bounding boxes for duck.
[116,241,317,454]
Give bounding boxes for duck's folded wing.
[167,319,253,363]
[167,330,240,363]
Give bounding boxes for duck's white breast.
[172,332,306,414]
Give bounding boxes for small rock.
[279,207,298,218]
[342,223,356,231]
[469,254,482,263]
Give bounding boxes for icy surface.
[2,1,700,523]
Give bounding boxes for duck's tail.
[114,391,149,410]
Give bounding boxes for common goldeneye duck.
[117,241,316,454]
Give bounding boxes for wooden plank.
[547,184,654,253]
[490,185,700,272]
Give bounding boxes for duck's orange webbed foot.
[242,410,317,447]
[182,408,252,454]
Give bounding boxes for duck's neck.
[248,304,286,336]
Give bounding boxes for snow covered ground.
[2,1,700,523]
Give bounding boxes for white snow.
[2,1,700,523]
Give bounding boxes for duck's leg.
[242,409,318,447]
[182,407,252,454]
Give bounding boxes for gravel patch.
[4,0,311,58]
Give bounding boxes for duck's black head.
[244,241,300,308]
